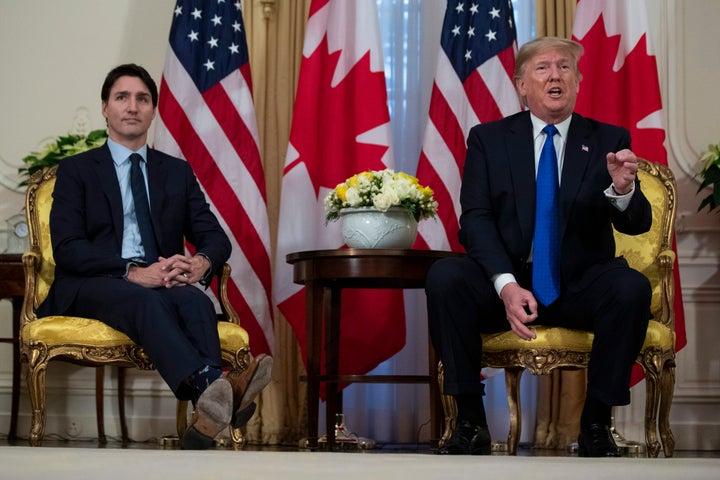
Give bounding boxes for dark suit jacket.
[37,143,231,317]
[458,111,652,292]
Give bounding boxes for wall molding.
[666,0,702,180]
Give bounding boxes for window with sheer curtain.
[332,1,536,445]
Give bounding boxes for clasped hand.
[126,254,210,289]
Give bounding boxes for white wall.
[0,0,718,450]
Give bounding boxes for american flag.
[415,0,520,252]
[154,0,274,355]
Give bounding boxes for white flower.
[345,187,361,206]
[372,192,393,211]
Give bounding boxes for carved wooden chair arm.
[218,263,241,326]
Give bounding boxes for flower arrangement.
[18,129,108,186]
[697,142,720,213]
[324,168,438,223]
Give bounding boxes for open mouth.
[548,87,562,97]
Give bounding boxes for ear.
[515,78,527,96]
[101,102,108,119]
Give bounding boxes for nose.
[548,65,561,79]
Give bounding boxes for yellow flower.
[347,174,360,188]
[336,184,348,202]
[396,171,418,185]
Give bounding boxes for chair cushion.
[218,321,250,350]
[23,316,250,350]
[482,325,593,352]
[481,320,673,354]
[641,319,674,350]
[23,316,136,347]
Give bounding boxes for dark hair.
[101,64,158,107]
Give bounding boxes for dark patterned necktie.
[532,125,560,306]
[129,153,159,263]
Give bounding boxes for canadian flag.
[274,0,405,390]
[572,0,687,383]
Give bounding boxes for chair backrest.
[23,166,58,322]
[22,165,243,329]
[612,159,677,328]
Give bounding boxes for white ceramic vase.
[339,206,418,249]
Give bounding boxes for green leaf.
[697,194,714,213]
[86,129,108,142]
[17,129,108,187]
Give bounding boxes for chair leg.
[658,361,676,457]
[436,361,457,447]
[95,367,107,444]
[229,425,245,447]
[118,367,129,444]
[643,364,661,458]
[504,367,524,456]
[26,359,47,446]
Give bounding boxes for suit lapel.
[559,113,593,238]
[94,144,125,249]
[507,112,536,247]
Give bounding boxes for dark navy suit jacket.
[458,111,652,293]
[37,143,231,317]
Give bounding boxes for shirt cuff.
[492,273,518,298]
[123,261,140,281]
[604,183,634,212]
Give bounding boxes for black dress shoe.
[578,423,621,457]
[437,420,491,455]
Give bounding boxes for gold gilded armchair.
[21,166,251,446]
[439,159,677,457]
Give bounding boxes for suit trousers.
[426,255,651,407]
[68,277,221,400]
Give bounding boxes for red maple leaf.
[286,35,391,198]
[573,18,666,163]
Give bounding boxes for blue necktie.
[532,125,560,306]
[129,153,159,263]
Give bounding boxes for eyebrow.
[113,90,151,98]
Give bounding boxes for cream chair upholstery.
[439,159,677,458]
[21,166,251,446]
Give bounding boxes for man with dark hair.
[427,37,652,457]
[37,63,272,449]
